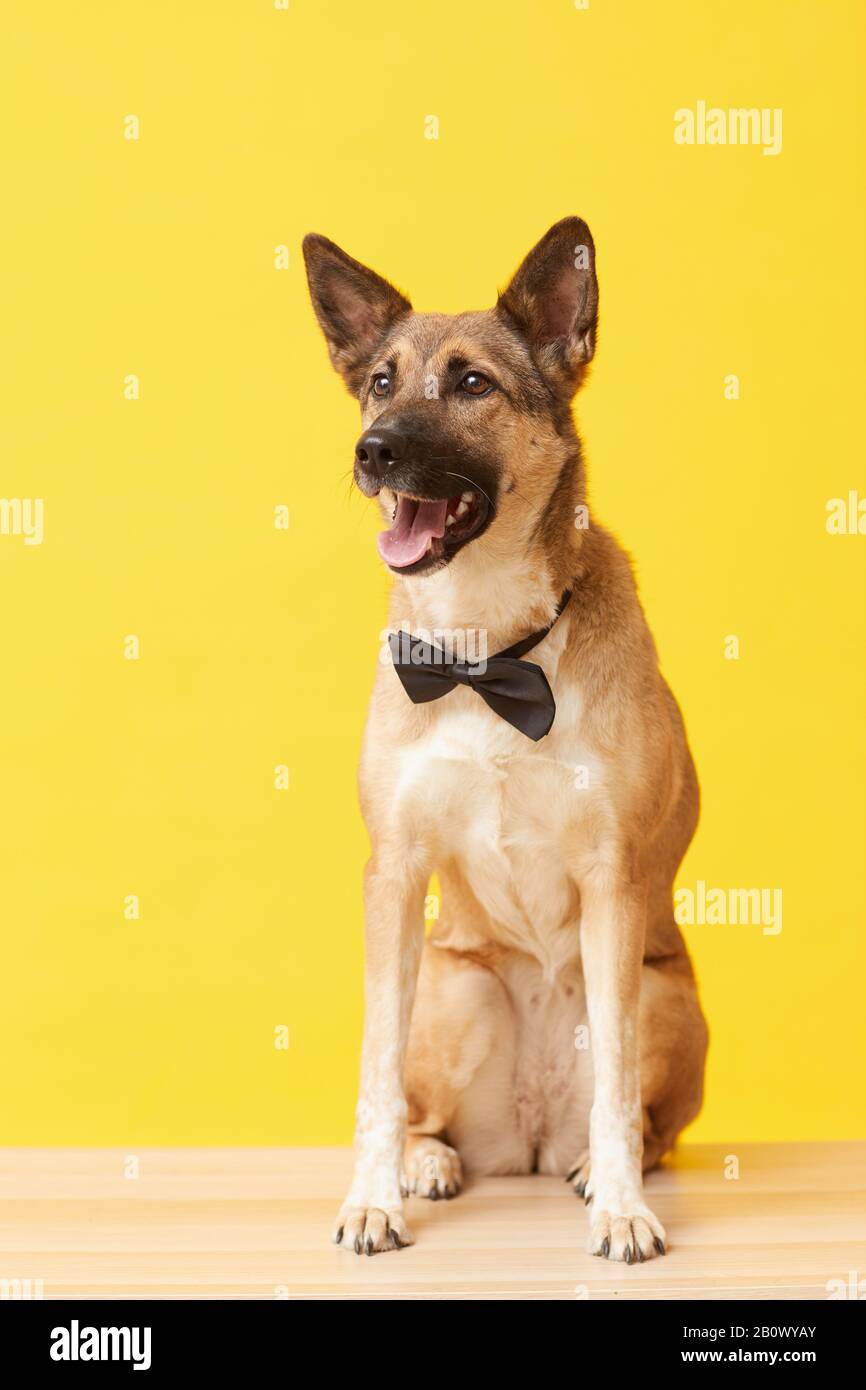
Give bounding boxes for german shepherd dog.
[303,218,708,1262]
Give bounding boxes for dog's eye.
[459,372,494,397]
[371,374,391,398]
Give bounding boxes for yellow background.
[1,0,864,1146]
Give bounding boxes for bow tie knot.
[449,660,484,688]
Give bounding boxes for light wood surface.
[1,1143,863,1300]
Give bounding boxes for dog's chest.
[397,689,598,973]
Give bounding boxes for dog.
[303,217,708,1262]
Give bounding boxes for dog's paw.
[588,1203,666,1263]
[402,1136,463,1200]
[565,1150,593,1203]
[333,1206,414,1256]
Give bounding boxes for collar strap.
[496,588,573,661]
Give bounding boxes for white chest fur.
[394,671,606,979]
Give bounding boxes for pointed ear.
[497,217,598,393]
[302,234,412,391]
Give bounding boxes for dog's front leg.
[334,854,426,1255]
[578,868,667,1262]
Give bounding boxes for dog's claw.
[335,1207,415,1255]
[591,1211,666,1263]
[403,1138,462,1202]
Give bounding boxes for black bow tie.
[388,590,572,741]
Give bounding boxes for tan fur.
[303,220,708,1263]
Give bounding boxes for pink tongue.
[377,497,448,568]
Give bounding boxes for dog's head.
[303,218,598,576]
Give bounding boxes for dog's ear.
[497,217,598,393]
[302,234,412,391]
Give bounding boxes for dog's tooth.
[456,500,469,517]
[461,491,474,503]
[445,514,456,527]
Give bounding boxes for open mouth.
[376,490,490,571]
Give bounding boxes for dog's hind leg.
[402,1135,463,1200]
[403,938,516,1197]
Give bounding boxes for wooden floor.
[1,1143,863,1300]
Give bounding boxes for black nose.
[355,426,407,481]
